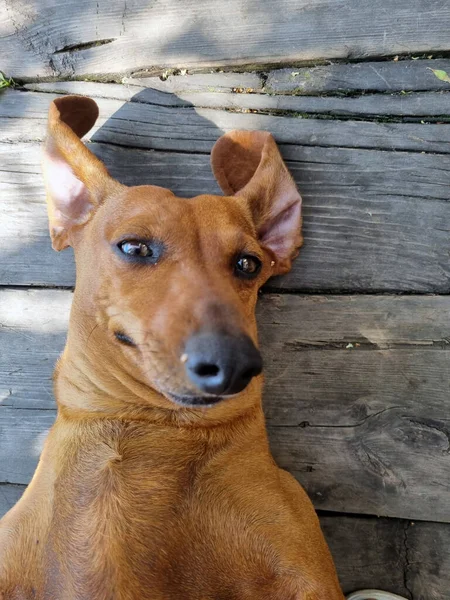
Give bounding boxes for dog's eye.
[235,255,262,279]
[118,240,153,258]
[115,239,164,264]
[114,331,136,346]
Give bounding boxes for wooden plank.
[327,516,450,599]
[5,89,450,153]
[268,403,450,522]
[2,140,450,292]
[2,290,450,522]
[407,521,450,599]
[0,408,55,484]
[320,515,410,597]
[23,81,195,107]
[3,1,450,78]
[25,81,162,103]
[259,294,450,425]
[258,294,450,348]
[266,59,450,94]
[123,73,264,93]
[126,61,450,95]
[0,142,76,287]
[259,296,450,522]
[0,484,25,517]
[23,82,450,119]
[0,289,69,409]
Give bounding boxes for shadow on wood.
[2,84,450,292]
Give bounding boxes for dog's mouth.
[166,392,226,408]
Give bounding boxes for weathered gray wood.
[260,296,450,522]
[30,59,450,98]
[123,73,264,93]
[4,290,450,409]
[0,408,55,484]
[320,515,410,597]
[259,294,450,348]
[23,81,196,107]
[266,59,450,94]
[5,89,450,153]
[259,294,450,424]
[4,400,450,523]
[327,516,450,599]
[406,521,450,599]
[23,81,450,118]
[0,484,25,517]
[268,403,450,522]
[2,289,450,522]
[0,289,69,409]
[25,81,151,102]
[242,90,450,119]
[3,1,450,79]
[2,140,450,292]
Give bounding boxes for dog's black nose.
[184,332,263,396]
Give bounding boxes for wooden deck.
[2,2,450,597]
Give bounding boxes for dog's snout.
[184,332,262,396]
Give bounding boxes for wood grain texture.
[3,0,450,78]
[266,59,450,94]
[406,521,450,600]
[259,294,450,424]
[320,515,410,597]
[4,290,450,410]
[326,516,450,599]
[0,484,25,517]
[127,60,450,95]
[1,402,450,520]
[2,138,450,292]
[5,89,450,154]
[23,81,450,118]
[0,408,55,484]
[0,288,70,409]
[123,72,264,93]
[268,405,450,522]
[260,295,450,521]
[2,289,450,523]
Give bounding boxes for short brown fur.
[0,96,344,600]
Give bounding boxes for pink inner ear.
[260,201,302,258]
[44,152,93,226]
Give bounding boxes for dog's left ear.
[211,130,302,275]
[42,95,122,251]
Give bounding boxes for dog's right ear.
[42,95,122,251]
[211,130,302,276]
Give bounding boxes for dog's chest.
[46,435,293,599]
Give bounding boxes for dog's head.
[43,96,302,412]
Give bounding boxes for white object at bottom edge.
[347,591,408,600]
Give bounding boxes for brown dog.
[0,96,344,600]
